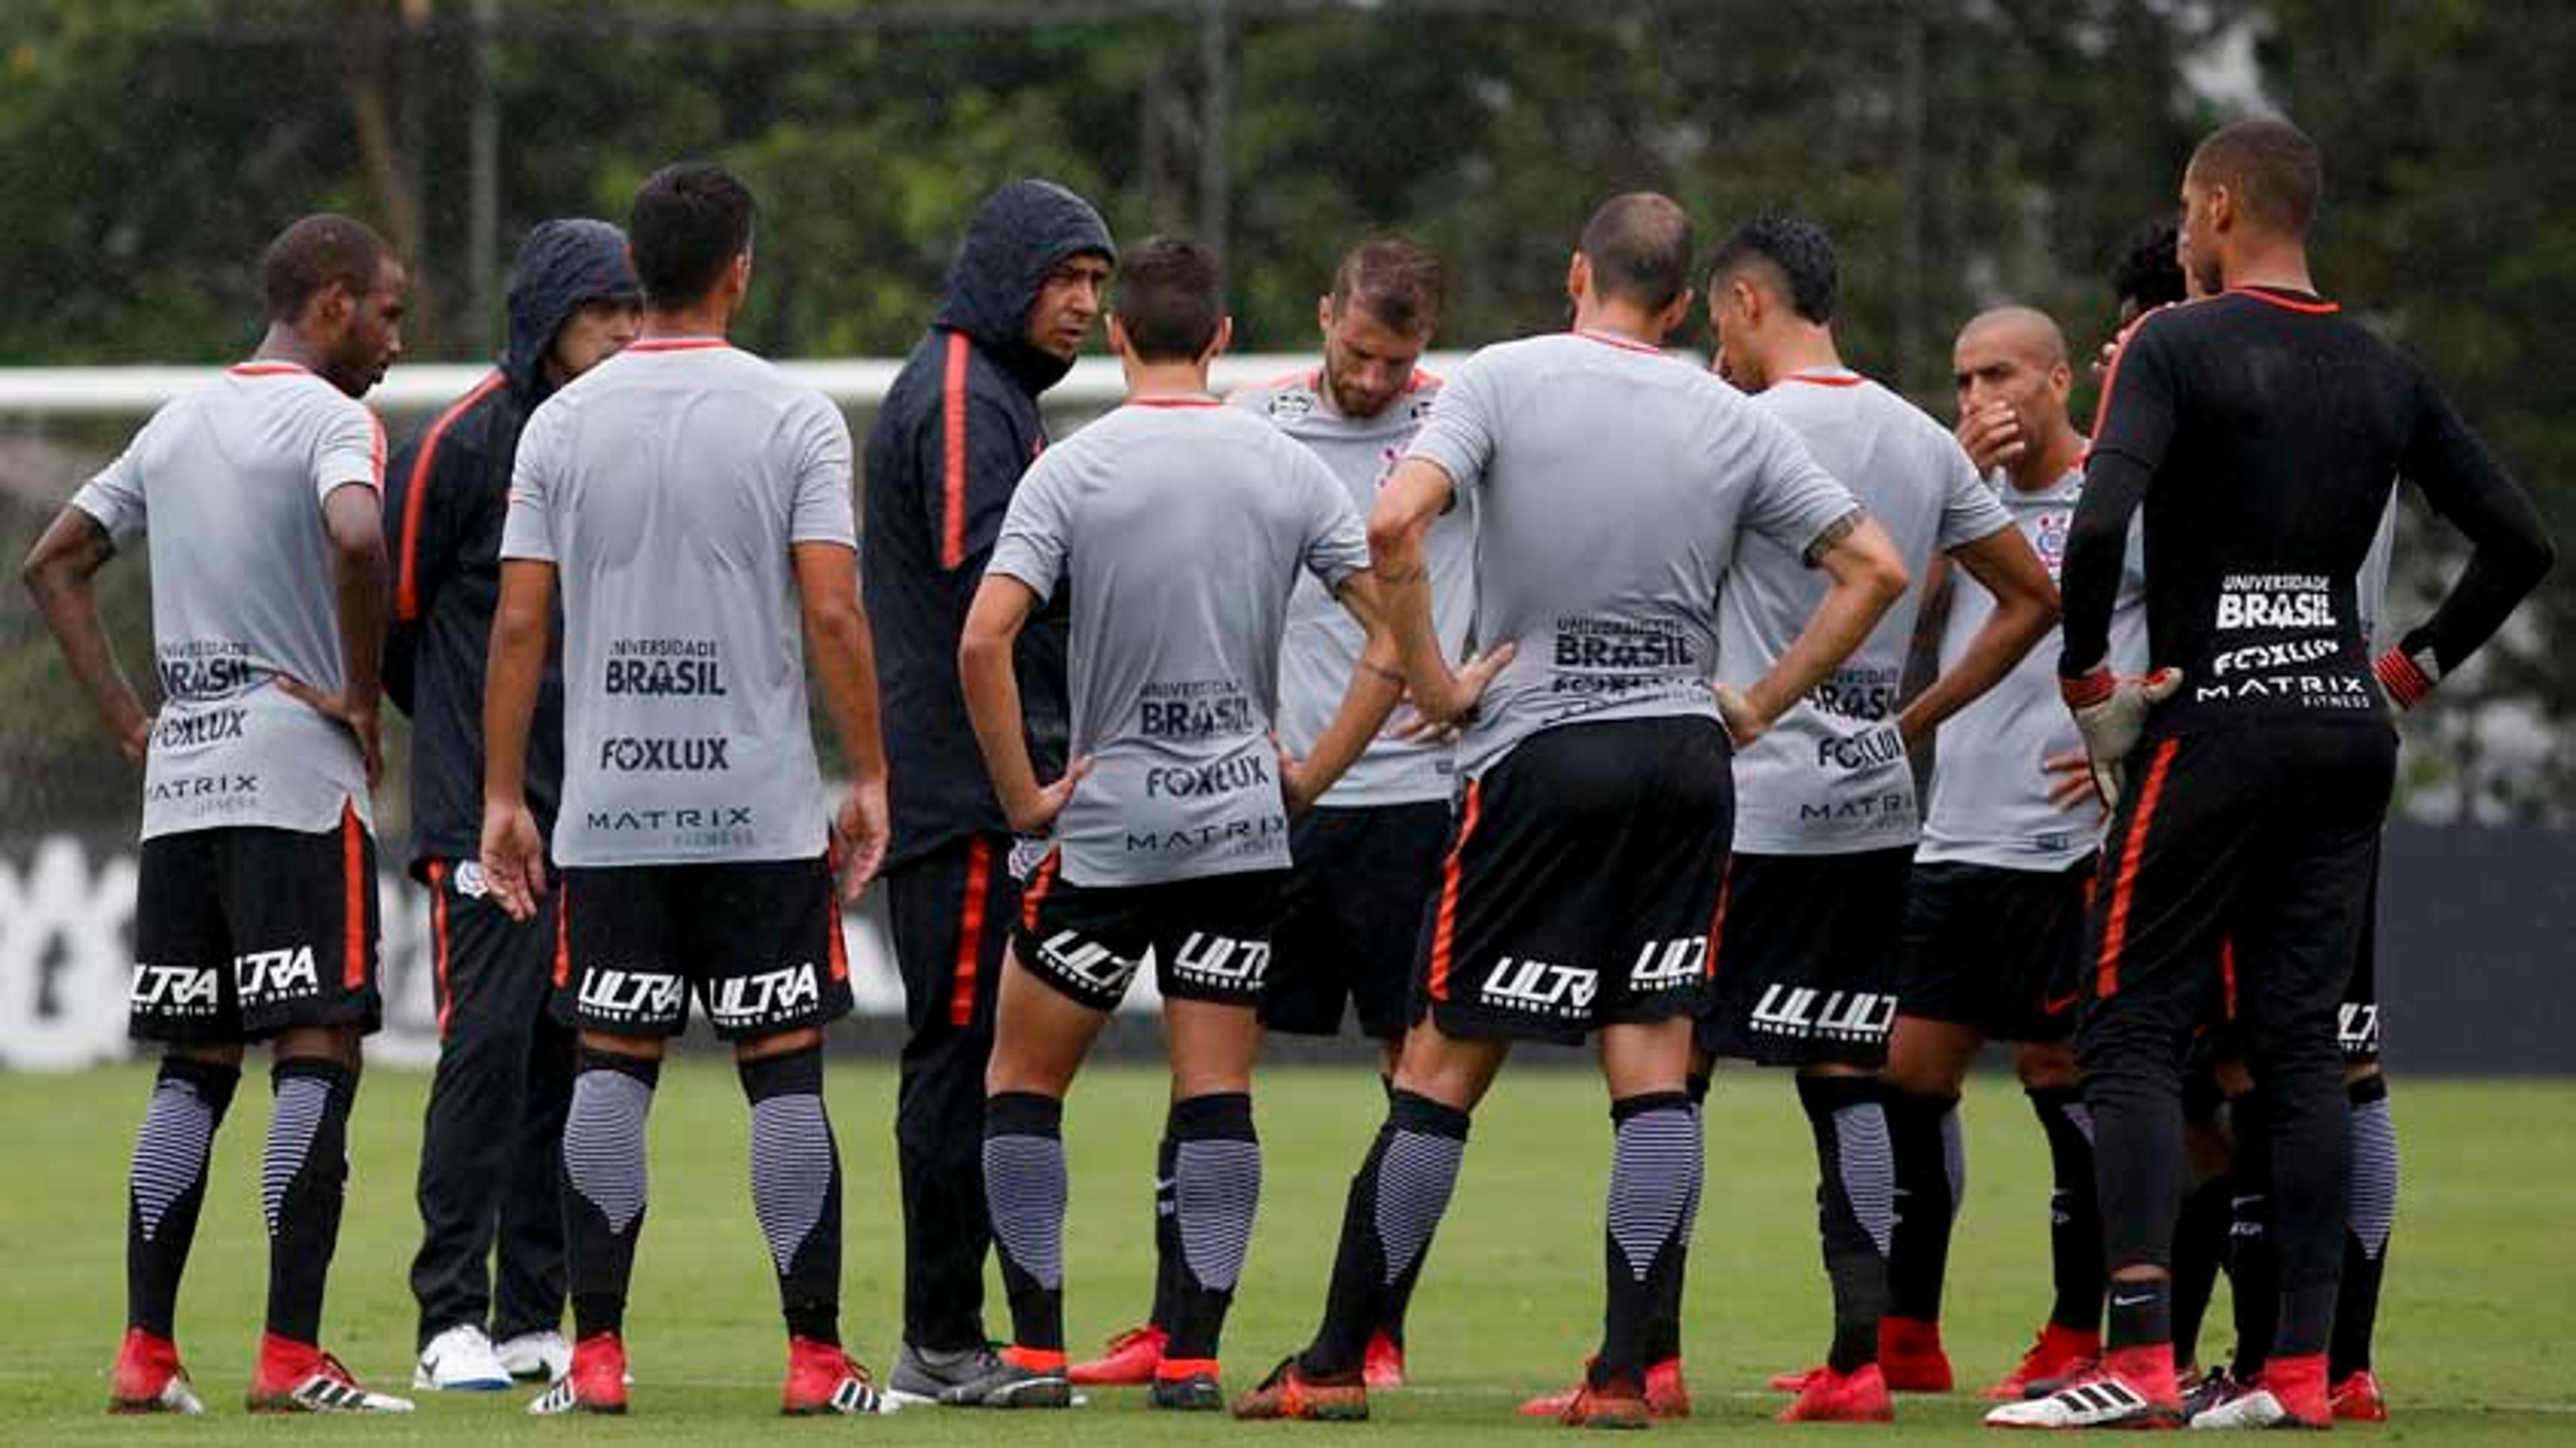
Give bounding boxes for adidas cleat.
[1985,1368,2182,1430]
[782,1337,894,1415]
[527,1331,628,1416]
[107,1329,204,1414]
[2189,1356,2332,1431]
[494,1329,572,1383]
[246,1335,415,1414]
[1068,1323,1165,1386]
[1231,1356,1367,1421]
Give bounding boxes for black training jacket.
[863,179,1115,870]
[383,219,639,878]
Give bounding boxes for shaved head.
[1958,306,2068,368]
[1577,193,1695,313]
[2188,117,2322,239]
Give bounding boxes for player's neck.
[2221,242,2317,298]
[1764,327,1845,384]
[1570,300,1668,348]
[248,323,327,374]
[2010,421,2087,493]
[1122,358,1215,401]
[641,303,731,343]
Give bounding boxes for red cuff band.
[2373,648,2433,709]
[2060,669,2116,709]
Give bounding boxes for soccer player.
[1071,237,1459,1394]
[1683,215,2057,1424]
[1864,305,2110,1402]
[1236,193,1909,1429]
[388,218,640,1394]
[21,214,413,1414]
[860,178,1116,1405]
[1990,117,2553,1431]
[954,237,1409,1412]
[480,162,892,1418]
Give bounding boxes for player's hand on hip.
[2061,666,2184,810]
[2043,747,2104,813]
[1713,682,1768,747]
[1416,641,1515,728]
[832,776,892,903]
[478,800,546,923]
[273,674,383,788]
[1006,756,1091,835]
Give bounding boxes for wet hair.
[2112,219,2187,312]
[1114,236,1224,362]
[628,162,757,307]
[1709,213,1839,324]
[2188,117,2323,238]
[1329,236,1446,337]
[260,215,393,322]
[1576,193,1695,313]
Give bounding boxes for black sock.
[2108,1276,2174,1352]
[2224,1093,2277,1378]
[1799,1075,1893,1374]
[1686,1070,1712,1107]
[127,1056,239,1338]
[983,1091,1067,1355]
[1147,1132,1178,1334]
[741,1047,841,1347]
[262,1056,356,1345]
[2170,1170,2233,1369]
[562,1049,659,1340]
[1883,1087,1961,1323]
[1165,1093,1260,1365]
[1300,1090,1468,1378]
[2330,1075,2396,1378]
[1595,1092,1700,1389]
[2029,1084,2105,1333]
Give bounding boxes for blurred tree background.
[1,0,2567,826]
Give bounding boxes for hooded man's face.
[548,298,643,387]
[1024,253,1112,363]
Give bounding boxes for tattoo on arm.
[1801,508,1864,568]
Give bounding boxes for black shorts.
[1896,858,2095,1043]
[1263,800,1450,1040]
[1697,847,1913,1068]
[554,854,851,1041]
[1011,854,1285,1013]
[1414,717,1731,1046]
[130,809,382,1044]
[2193,831,2385,1067]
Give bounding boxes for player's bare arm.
[1367,455,1510,725]
[793,540,893,900]
[19,507,152,761]
[478,557,554,921]
[276,482,390,787]
[1279,570,1409,810]
[1722,509,1909,743]
[1895,523,2059,743]
[960,572,1089,833]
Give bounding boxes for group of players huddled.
[23,113,2551,1429]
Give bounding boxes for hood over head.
[932,179,1116,396]
[504,218,642,399]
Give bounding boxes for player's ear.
[1204,315,1235,364]
[1655,287,1697,340]
[1106,313,1132,360]
[1316,294,1334,337]
[1566,252,1591,310]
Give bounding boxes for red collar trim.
[1782,368,1866,387]
[1126,395,1224,409]
[2226,286,2339,315]
[627,337,731,353]
[228,361,309,376]
[1572,329,1662,355]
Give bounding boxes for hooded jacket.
[864,179,1115,870]
[384,219,639,876]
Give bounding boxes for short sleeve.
[1401,350,1500,495]
[69,442,148,540]
[787,393,858,550]
[1743,409,1865,562]
[1935,438,2014,550]
[499,401,562,564]
[1293,448,1371,589]
[310,393,386,502]
[985,452,1074,599]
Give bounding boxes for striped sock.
[262,1057,356,1346]
[127,1057,238,1337]
[1165,1092,1260,1365]
[563,1050,659,1339]
[742,1046,841,1346]
[1598,1092,1700,1387]
[1301,1090,1468,1377]
[2332,1076,2398,1378]
[984,1091,1067,1355]
[1799,1074,1892,1374]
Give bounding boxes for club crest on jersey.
[233,945,320,1004]
[1172,932,1270,991]
[1750,984,1895,1043]
[131,963,221,1015]
[708,962,822,1028]
[1481,956,1597,1019]
[2034,508,2072,572]
[1038,930,1148,996]
[1628,937,1709,992]
[577,968,686,1023]
[1266,390,1316,423]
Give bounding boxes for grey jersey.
[501,339,855,867]
[1720,371,2014,856]
[70,363,385,841]
[1918,466,2092,870]
[1231,367,1468,807]
[1405,332,1862,778]
[987,398,1370,888]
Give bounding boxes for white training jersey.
[1231,367,1469,808]
[1719,370,2014,856]
[501,338,856,867]
[71,362,385,841]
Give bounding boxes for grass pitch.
[0,1061,2569,1444]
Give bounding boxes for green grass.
[1,1062,2571,1443]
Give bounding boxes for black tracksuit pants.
[409,861,576,1347]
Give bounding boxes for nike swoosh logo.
[2111,1294,2155,1308]
[2043,991,2081,1015]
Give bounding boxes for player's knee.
[172,1041,246,1070]
[733,1024,823,1064]
[270,1023,361,1072]
[580,1029,665,1064]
